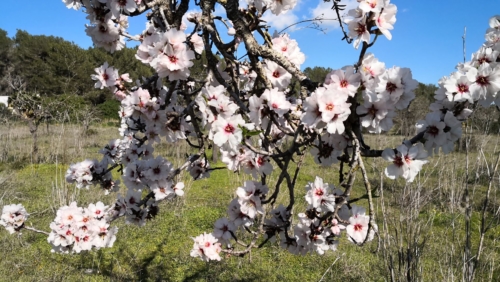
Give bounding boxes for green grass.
[0,123,499,281]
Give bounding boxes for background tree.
[0,28,14,96]
[303,66,333,83]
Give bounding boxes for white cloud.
[309,0,358,30]
[262,10,300,33]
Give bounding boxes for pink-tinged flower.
[416,112,448,152]
[359,53,386,87]
[220,149,241,171]
[266,0,297,15]
[471,47,499,67]
[94,224,118,249]
[356,100,395,133]
[346,16,370,49]
[305,176,335,212]
[236,180,257,201]
[88,202,108,220]
[173,182,185,197]
[470,63,500,100]
[85,19,124,53]
[143,156,173,182]
[444,73,474,103]
[489,15,500,29]
[151,179,174,201]
[301,91,322,129]
[227,198,251,227]
[264,60,292,90]
[271,33,305,67]
[382,143,428,182]
[316,85,351,134]
[330,218,346,236]
[153,44,195,79]
[346,214,370,244]
[91,62,118,89]
[190,233,222,261]
[208,95,239,118]
[238,195,264,219]
[359,0,383,13]
[202,85,226,102]
[261,88,292,117]
[108,0,137,18]
[376,67,418,110]
[213,218,235,243]
[0,204,29,234]
[189,33,204,54]
[212,115,245,151]
[375,2,397,40]
[324,66,361,96]
[57,202,84,226]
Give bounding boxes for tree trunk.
[29,119,38,162]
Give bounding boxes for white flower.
[190,233,222,261]
[271,33,305,67]
[212,115,245,152]
[443,73,474,103]
[346,214,370,244]
[266,0,297,15]
[305,176,335,212]
[382,143,428,182]
[0,204,29,234]
[324,66,361,96]
[264,60,292,90]
[91,62,118,89]
[346,16,370,49]
[374,2,397,40]
[108,0,137,18]
[213,218,235,243]
[416,112,448,152]
[260,88,292,117]
[62,0,82,10]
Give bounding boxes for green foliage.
[303,66,333,83]
[6,30,152,101]
[414,82,438,102]
[97,99,121,120]
[0,28,13,95]
[12,30,94,96]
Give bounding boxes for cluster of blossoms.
[190,176,376,260]
[415,17,500,154]
[0,204,29,234]
[345,0,397,48]
[190,181,269,260]
[47,202,117,253]
[66,158,119,193]
[64,0,138,52]
[3,0,497,262]
[136,26,198,81]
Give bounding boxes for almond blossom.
[0,204,29,234]
[212,115,245,152]
[382,143,428,182]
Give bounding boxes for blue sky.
[1,0,498,84]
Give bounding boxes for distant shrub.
[97,99,120,120]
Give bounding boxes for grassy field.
[0,122,499,281]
